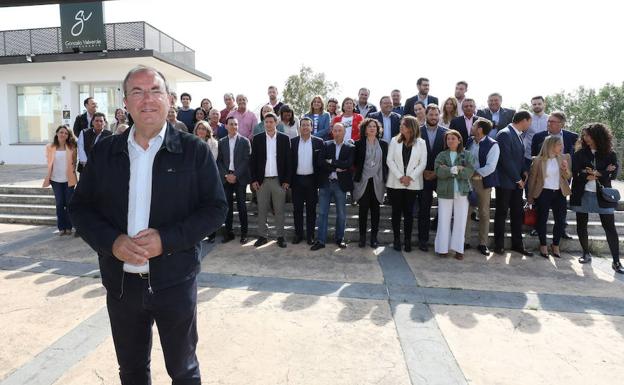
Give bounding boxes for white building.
[0,21,210,164]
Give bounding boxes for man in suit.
[72,97,98,138]
[290,117,324,245]
[217,116,251,244]
[250,112,291,248]
[70,66,227,385]
[311,122,355,250]
[493,110,534,256]
[418,104,447,251]
[531,111,578,158]
[455,81,468,116]
[354,87,378,118]
[370,96,401,143]
[404,77,439,117]
[477,93,515,138]
[77,112,111,173]
[449,98,478,144]
[391,89,404,115]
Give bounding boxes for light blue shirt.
[524,113,548,159]
[382,112,392,142]
[468,136,500,178]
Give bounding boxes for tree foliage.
[282,65,339,117]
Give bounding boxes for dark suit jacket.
[570,147,619,207]
[69,123,227,297]
[72,112,91,138]
[216,134,251,186]
[531,129,579,157]
[369,111,401,139]
[290,135,324,187]
[354,103,378,118]
[353,139,388,183]
[422,125,447,190]
[449,115,478,144]
[318,140,355,192]
[403,94,439,117]
[496,125,526,189]
[78,128,112,173]
[477,108,515,137]
[250,131,291,185]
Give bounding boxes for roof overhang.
[0,49,211,82]
[0,1,111,6]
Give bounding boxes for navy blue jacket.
[404,95,439,117]
[369,111,401,139]
[318,140,355,193]
[69,123,228,297]
[531,129,579,157]
[495,125,527,189]
[477,108,516,137]
[422,125,447,190]
[449,115,478,144]
[466,136,500,188]
[290,135,324,187]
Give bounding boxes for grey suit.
[477,108,515,138]
[217,134,251,236]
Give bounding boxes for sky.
[1,0,623,113]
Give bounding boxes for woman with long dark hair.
[570,123,622,273]
[277,104,300,139]
[43,125,78,235]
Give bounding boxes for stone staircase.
[0,185,622,254]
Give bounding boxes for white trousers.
[435,192,469,254]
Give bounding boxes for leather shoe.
[370,235,378,248]
[529,229,538,237]
[358,239,366,248]
[310,242,325,251]
[307,238,315,245]
[613,261,624,274]
[512,247,534,257]
[393,238,401,251]
[454,252,464,260]
[471,212,479,222]
[207,233,216,243]
[239,235,248,244]
[404,240,412,252]
[254,237,268,247]
[464,243,471,250]
[292,235,303,244]
[492,247,505,255]
[418,243,428,252]
[222,232,235,243]
[578,252,593,264]
[336,239,347,249]
[561,232,573,240]
[277,237,287,248]
[477,245,490,256]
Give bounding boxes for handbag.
[597,182,620,208]
[523,203,537,227]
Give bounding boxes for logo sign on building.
[60,2,106,53]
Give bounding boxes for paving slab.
[431,304,624,385]
[54,288,410,385]
[404,250,624,299]
[0,270,105,380]
[203,241,385,284]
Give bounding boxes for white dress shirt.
[228,133,238,171]
[77,129,104,164]
[264,132,278,177]
[544,158,560,190]
[124,122,167,273]
[296,136,314,175]
[524,113,549,159]
[330,141,343,180]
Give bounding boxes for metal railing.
[0,21,195,68]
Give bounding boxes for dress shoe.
[336,239,347,249]
[404,240,412,252]
[492,247,505,255]
[307,238,315,246]
[578,252,593,264]
[239,235,248,244]
[418,243,428,252]
[393,237,401,251]
[561,232,573,240]
[471,212,479,222]
[254,237,268,247]
[511,247,534,257]
[358,239,366,248]
[454,252,464,260]
[207,233,216,243]
[292,235,303,244]
[529,229,538,237]
[277,237,287,248]
[464,243,471,250]
[431,217,438,228]
[613,261,624,274]
[539,246,550,258]
[222,232,235,243]
[370,235,378,248]
[310,242,325,251]
[550,245,561,259]
[477,245,490,256]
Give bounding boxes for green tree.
[282,65,339,117]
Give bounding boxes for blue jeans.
[317,180,346,244]
[51,181,74,231]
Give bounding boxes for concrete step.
[0,203,56,216]
[0,213,56,226]
[0,185,52,195]
[0,194,56,205]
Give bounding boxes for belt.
[265,176,277,179]
[126,272,149,280]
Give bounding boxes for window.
[17,84,62,144]
[79,83,123,125]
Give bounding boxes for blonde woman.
[194,120,218,160]
[43,125,78,235]
[440,97,459,128]
[386,116,428,251]
[527,135,571,258]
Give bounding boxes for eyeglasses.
[547,120,562,124]
[127,89,166,100]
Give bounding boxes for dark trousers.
[494,187,525,250]
[417,187,434,244]
[535,189,567,246]
[50,181,74,231]
[292,174,318,241]
[576,212,620,263]
[224,181,248,235]
[106,275,200,385]
[389,188,418,241]
[358,178,381,237]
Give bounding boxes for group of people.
[45,79,622,275]
[43,66,621,385]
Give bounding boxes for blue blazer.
[449,115,478,144]
[422,125,447,190]
[304,112,331,140]
[369,111,401,139]
[531,129,579,158]
[495,125,526,189]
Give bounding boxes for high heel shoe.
[613,261,624,274]
[550,245,561,259]
[578,252,593,264]
[539,246,549,258]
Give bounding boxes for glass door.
[79,83,123,128]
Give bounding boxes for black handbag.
[597,182,620,208]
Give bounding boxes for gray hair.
[122,65,170,97]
